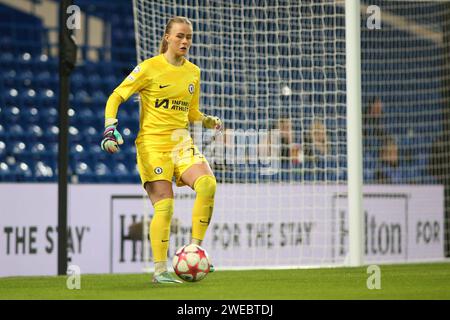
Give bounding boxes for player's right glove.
[101,118,124,154]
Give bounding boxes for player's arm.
[101,93,124,153]
[101,63,150,153]
[188,72,222,130]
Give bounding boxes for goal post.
[345,0,364,267]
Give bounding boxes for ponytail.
[159,38,168,54]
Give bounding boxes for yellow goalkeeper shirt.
[113,54,204,151]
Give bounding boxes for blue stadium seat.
[2,69,17,87]
[87,73,102,89]
[119,140,134,155]
[23,107,40,123]
[41,107,58,125]
[94,162,111,182]
[0,140,5,157]
[0,52,14,67]
[36,71,53,87]
[113,162,129,177]
[130,162,139,177]
[14,162,33,181]
[0,162,14,181]
[44,125,59,142]
[37,89,56,106]
[8,124,25,138]
[91,90,107,104]
[71,71,85,88]
[88,144,107,164]
[18,69,34,87]
[103,74,118,91]
[89,143,102,155]
[20,89,37,106]
[77,107,96,125]
[8,141,27,160]
[74,90,90,103]
[121,126,138,141]
[90,104,105,122]
[31,53,49,72]
[30,142,46,156]
[3,105,20,122]
[70,143,86,158]
[82,126,99,143]
[43,143,58,164]
[69,126,81,142]
[26,124,44,140]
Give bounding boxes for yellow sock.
[192,175,216,241]
[150,198,174,263]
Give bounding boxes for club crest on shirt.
[188,83,194,94]
[154,167,163,174]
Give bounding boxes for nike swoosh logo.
[200,219,210,224]
[159,84,170,88]
[162,239,169,242]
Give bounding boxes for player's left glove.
[202,115,222,130]
[101,118,124,154]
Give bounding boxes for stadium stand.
[0,0,446,185]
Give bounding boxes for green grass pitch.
[1,262,449,300]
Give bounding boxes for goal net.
[132,0,449,269]
[360,1,450,262]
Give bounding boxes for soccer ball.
[172,244,211,282]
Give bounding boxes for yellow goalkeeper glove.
[101,118,124,153]
[202,115,222,130]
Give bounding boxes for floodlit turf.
[0,262,449,300]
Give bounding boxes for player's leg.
[136,148,180,283]
[174,144,216,272]
[180,162,217,246]
[145,180,181,283]
[146,181,174,268]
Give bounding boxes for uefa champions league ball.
[172,244,212,282]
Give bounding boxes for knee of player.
[153,198,174,216]
[193,175,217,198]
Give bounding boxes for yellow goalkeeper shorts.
[136,142,207,187]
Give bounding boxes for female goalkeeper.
[101,16,221,283]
